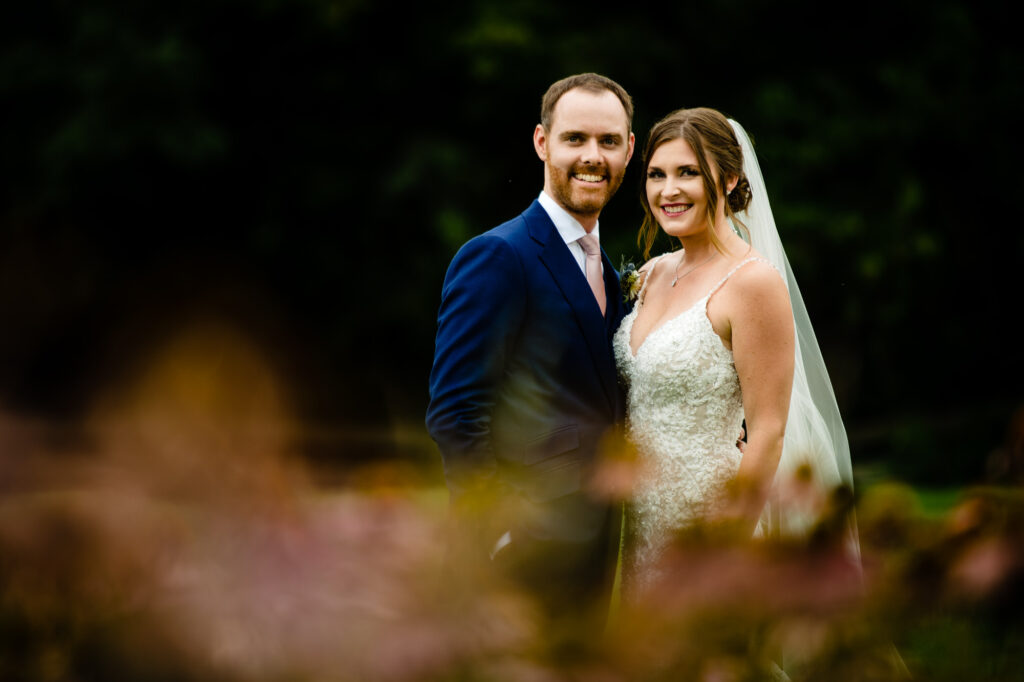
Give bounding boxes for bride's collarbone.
[641,257,733,318]
[634,258,739,346]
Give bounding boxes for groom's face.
[534,88,634,229]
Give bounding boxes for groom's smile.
[573,169,606,184]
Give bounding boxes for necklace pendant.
[671,277,678,287]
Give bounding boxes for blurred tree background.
[1,0,1021,486]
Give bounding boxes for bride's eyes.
[647,168,700,179]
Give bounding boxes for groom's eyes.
[560,133,623,146]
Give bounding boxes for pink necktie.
[578,233,606,316]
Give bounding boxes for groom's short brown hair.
[540,73,633,132]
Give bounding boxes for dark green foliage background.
[2,0,1020,483]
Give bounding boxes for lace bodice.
[612,255,770,592]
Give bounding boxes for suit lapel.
[601,249,624,326]
[526,202,618,413]
[601,249,627,418]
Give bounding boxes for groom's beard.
[546,162,627,219]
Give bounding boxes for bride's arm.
[723,264,795,534]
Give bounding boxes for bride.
[612,107,857,595]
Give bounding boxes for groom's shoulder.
[492,201,545,238]
[466,201,544,247]
[447,212,527,271]
[458,220,521,257]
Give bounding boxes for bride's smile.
[659,203,692,216]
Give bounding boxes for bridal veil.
[729,119,859,556]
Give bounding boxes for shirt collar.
[538,191,600,246]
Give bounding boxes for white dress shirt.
[537,191,602,275]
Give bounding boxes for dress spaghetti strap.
[706,256,776,301]
[636,253,669,306]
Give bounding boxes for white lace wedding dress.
[612,255,772,594]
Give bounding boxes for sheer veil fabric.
[728,120,859,558]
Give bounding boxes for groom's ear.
[626,131,636,165]
[533,124,548,161]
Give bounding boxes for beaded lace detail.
[613,255,773,594]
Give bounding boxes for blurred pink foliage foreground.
[1,323,1023,681]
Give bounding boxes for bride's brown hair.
[637,107,753,259]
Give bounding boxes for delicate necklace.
[671,252,718,287]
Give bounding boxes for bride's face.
[645,137,721,238]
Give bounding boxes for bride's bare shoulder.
[638,251,676,283]
[735,248,785,285]
[724,253,789,309]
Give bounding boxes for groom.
[426,73,635,616]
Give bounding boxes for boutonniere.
[619,256,641,303]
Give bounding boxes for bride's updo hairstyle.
[638,107,753,259]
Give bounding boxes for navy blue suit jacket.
[427,200,628,550]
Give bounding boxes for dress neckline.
[627,255,768,358]
[627,294,712,359]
